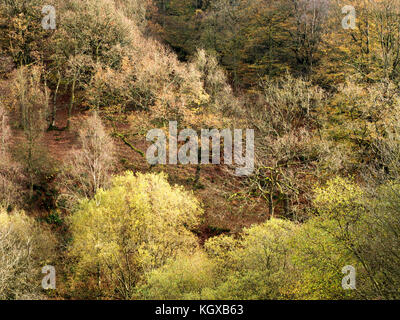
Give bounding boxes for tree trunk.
[268,191,274,218]
[67,75,76,129]
[49,72,61,129]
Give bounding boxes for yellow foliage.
[68,171,203,298]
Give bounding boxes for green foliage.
[361,181,400,298]
[313,176,364,220]
[139,251,216,299]
[291,217,357,300]
[291,177,366,300]
[140,218,298,300]
[44,211,63,226]
[140,177,400,300]
[294,176,400,299]
[202,219,298,299]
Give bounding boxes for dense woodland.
[0,0,400,299]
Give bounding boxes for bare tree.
[60,112,116,207]
[0,101,24,209]
[0,208,56,299]
[285,0,330,73]
[370,0,400,79]
[243,74,325,219]
[0,101,10,158]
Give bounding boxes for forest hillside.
[0,0,400,300]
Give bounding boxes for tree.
[11,65,51,200]
[59,112,115,208]
[0,207,56,299]
[244,73,325,218]
[52,0,132,127]
[150,0,200,60]
[139,250,215,299]
[281,0,330,74]
[0,102,24,209]
[332,0,400,81]
[0,101,11,159]
[291,177,362,299]
[203,218,298,299]
[295,176,400,299]
[191,48,240,113]
[68,171,203,299]
[370,0,400,79]
[0,0,49,66]
[64,55,93,128]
